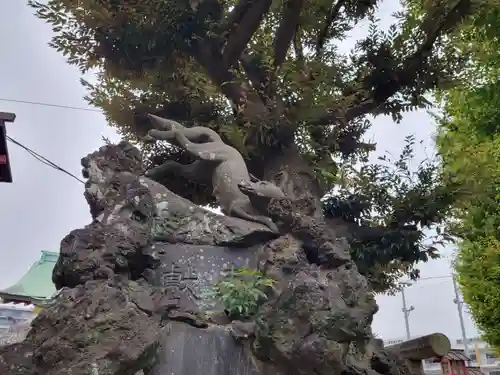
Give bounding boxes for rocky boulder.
[26,279,163,375]
[0,141,412,375]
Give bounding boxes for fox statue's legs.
[230,204,279,233]
[145,160,213,186]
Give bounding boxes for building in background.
[0,303,35,331]
[0,250,58,346]
[385,336,500,375]
[0,250,58,305]
[0,303,36,345]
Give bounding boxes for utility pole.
[0,111,16,183]
[453,276,469,357]
[401,282,415,340]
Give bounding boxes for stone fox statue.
[145,115,284,232]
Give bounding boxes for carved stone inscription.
[150,243,260,311]
[161,262,199,307]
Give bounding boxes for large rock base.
[0,142,416,375]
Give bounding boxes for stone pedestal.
[144,243,264,375]
[149,322,261,375]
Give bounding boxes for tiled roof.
[467,367,485,375]
[430,349,475,363]
[0,251,58,304]
[445,349,471,362]
[429,350,486,375]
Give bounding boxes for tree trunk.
[200,73,325,217]
[250,143,324,217]
[234,91,325,217]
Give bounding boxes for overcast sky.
[0,2,479,343]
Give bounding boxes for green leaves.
[435,0,500,352]
[455,238,500,348]
[205,267,276,320]
[28,0,493,296]
[323,135,455,292]
[29,0,475,146]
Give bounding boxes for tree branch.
[222,0,273,68]
[324,216,417,242]
[191,40,272,123]
[315,0,345,58]
[240,53,271,95]
[293,26,304,69]
[191,42,247,105]
[273,0,303,69]
[224,0,253,32]
[308,0,472,127]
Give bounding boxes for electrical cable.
[0,98,102,113]
[6,135,85,184]
[407,280,451,291]
[0,96,98,184]
[400,275,452,286]
[418,275,452,281]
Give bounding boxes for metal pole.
[401,285,415,340]
[453,276,469,357]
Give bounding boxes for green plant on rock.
[206,267,275,320]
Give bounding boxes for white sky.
[0,1,479,342]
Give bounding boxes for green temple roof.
[0,251,59,304]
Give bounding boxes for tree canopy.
[28,0,488,292]
[436,4,500,350]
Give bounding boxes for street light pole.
[453,276,469,357]
[401,283,415,340]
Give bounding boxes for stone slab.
[149,321,261,375]
[141,176,279,247]
[146,243,260,311]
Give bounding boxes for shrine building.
[0,250,58,307]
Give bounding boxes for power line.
[409,280,451,291]
[0,98,102,113]
[6,135,85,184]
[399,275,452,286]
[418,275,452,281]
[0,98,98,183]
[398,274,471,346]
